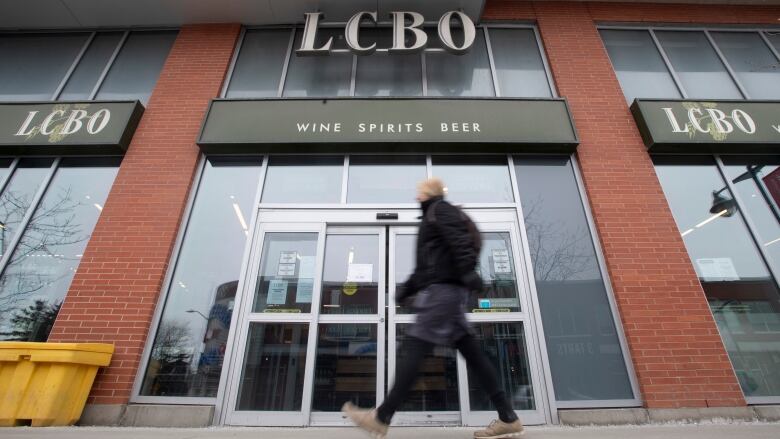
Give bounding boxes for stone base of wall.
[559,406,780,426]
[79,404,214,427]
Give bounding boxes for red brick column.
[484,1,749,408]
[49,24,241,405]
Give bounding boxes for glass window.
[253,232,318,313]
[226,29,291,98]
[394,233,417,315]
[654,156,780,397]
[767,32,780,53]
[320,234,380,314]
[426,28,494,97]
[0,159,55,260]
[312,323,377,411]
[140,157,263,397]
[283,28,352,98]
[470,232,522,313]
[488,28,552,98]
[431,156,513,203]
[721,157,780,277]
[96,31,177,104]
[261,156,343,204]
[355,29,422,97]
[396,324,459,411]
[514,155,634,401]
[654,31,742,99]
[237,323,309,410]
[347,156,425,204]
[0,33,89,101]
[710,32,780,99]
[600,29,681,102]
[0,158,119,342]
[0,159,13,186]
[468,323,534,411]
[58,33,123,101]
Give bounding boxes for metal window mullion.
[759,31,780,65]
[714,155,780,291]
[532,26,558,98]
[0,158,61,279]
[484,27,501,97]
[649,29,689,99]
[53,32,96,101]
[704,30,751,99]
[340,155,349,204]
[278,29,296,97]
[421,52,428,96]
[90,30,130,100]
[221,27,247,98]
[0,158,20,196]
[349,55,357,96]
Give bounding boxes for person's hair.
[417,177,446,198]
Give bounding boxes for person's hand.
[461,270,483,292]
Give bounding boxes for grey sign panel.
[631,99,780,153]
[198,98,579,153]
[0,101,144,155]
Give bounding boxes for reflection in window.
[261,156,343,204]
[347,156,425,204]
[396,324,459,411]
[599,29,681,102]
[320,234,379,314]
[515,156,634,401]
[468,323,534,411]
[710,32,780,99]
[355,29,422,97]
[283,28,352,97]
[253,232,318,313]
[141,157,262,397]
[0,158,119,342]
[654,156,780,397]
[59,32,124,100]
[237,323,309,411]
[313,324,377,411]
[426,28,494,97]
[432,156,513,203]
[489,28,552,98]
[226,29,290,98]
[469,232,521,312]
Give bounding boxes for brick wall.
[484,0,779,408]
[49,24,241,405]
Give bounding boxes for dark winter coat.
[398,196,481,302]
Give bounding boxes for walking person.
[342,178,523,439]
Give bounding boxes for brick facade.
[49,24,242,405]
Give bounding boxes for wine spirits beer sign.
[631,99,780,153]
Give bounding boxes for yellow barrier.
[0,342,114,426]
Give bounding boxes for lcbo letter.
[662,107,756,135]
[15,108,111,137]
[298,10,476,56]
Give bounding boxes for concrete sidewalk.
[0,423,779,439]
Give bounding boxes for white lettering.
[773,124,780,134]
[15,111,39,136]
[473,123,481,132]
[86,109,111,134]
[440,123,448,132]
[40,110,65,135]
[688,108,709,133]
[345,11,377,55]
[61,110,88,135]
[390,11,427,53]
[297,123,310,132]
[662,107,689,133]
[437,11,476,55]
[298,12,332,55]
[706,108,733,134]
[416,123,423,132]
[732,109,756,134]
[358,123,366,133]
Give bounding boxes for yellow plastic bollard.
[0,342,114,427]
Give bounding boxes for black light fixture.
[710,188,737,217]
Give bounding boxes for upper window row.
[0,30,177,104]
[601,28,780,102]
[225,26,555,99]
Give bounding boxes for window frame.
[597,24,780,101]
[220,23,558,99]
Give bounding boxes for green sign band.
[198,98,579,153]
[0,101,144,155]
[631,99,780,153]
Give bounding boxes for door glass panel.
[253,232,318,313]
[469,232,521,313]
[396,324,459,411]
[313,324,377,411]
[237,323,309,410]
[468,322,535,411]
[431,156,513,203]
[394,234,417,315]
[320,234,380,314]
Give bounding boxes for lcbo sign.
[298,11,476,55]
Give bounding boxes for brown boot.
[473,419,525,439]
[341,401,389,438]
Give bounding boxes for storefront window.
[488,28,552,98]
[226,29,290,98]
[346,156,425,203]
[58,32,124,100]
[355,29,422,97]
[140,157,263,397]
[0,158,119,342]
[283,28,352,98]
[514,156,635,401]
[426,28,494,97]
[432,156,513,203]
[261,156,343,204]
[654,31,742,99]
[709,32,780,99]
[654,156,780,397]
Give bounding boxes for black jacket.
[399,196,481,301]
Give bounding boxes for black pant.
[376,334,518,425]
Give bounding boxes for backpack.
[426,200,483,255]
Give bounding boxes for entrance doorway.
[221,209,551,426]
